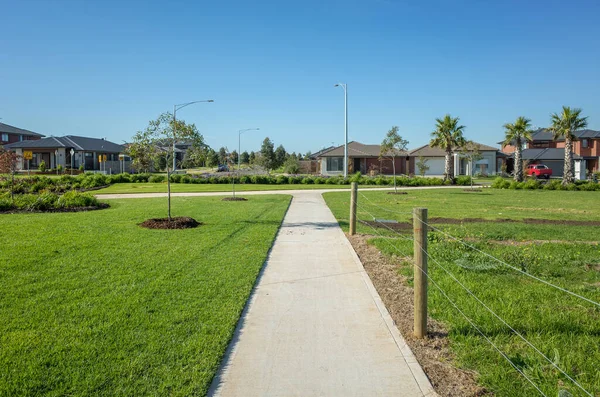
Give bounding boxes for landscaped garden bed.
[0,191,107,213]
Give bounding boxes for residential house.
[317,141,409,176]
[500,128,600,178]
[4,135,131,173]
[0,122,44,146]
[408,142,504,176]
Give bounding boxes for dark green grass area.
[0,195,290,396]
[324,189,600,397]
[94,183,377,194]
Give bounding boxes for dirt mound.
[139,217,201,229]
[221,197,248,201]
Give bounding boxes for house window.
[582,139,588,148]
[326,157,344,172]
[1,133,7,142]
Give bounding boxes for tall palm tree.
[503,116,533,182]
[549,106,588,185]
[430,114,466,182]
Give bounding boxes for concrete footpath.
[208,191,435,397]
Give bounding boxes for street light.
[334,83,348,177]
[173,99,214,171]
[238,128,260,170]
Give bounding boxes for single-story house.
[4,135,131,173]
[317,141,408,176]
[0,122,44,146]
[507,148,586,179]
[408,142,504,176]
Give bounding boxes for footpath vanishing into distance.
[100,189,436,396]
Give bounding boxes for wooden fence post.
[349,182,357,235]
[413,207,428,338]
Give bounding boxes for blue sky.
[2,0,599,154]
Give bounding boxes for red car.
[527,164,552,179]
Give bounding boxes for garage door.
[424,158,445,176]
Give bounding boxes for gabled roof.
[0,122,45,137]
[4,135,125,152]
[318,141,407,158]
[513,148,583,161]
[499,128,600,145]
[409,141,499,157]
[310,146,335,159]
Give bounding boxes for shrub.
[543,180,561,190]
[523,179,541,190]
[31,192,60,210]
[130,173,151,183]
[455,176,473,186]
[108,173,132,183]
[57,191,99,208]
[169,174,182,183]
[301,177,314,184]
[283,157,301,174]
[57,165,64,174]
[314,177,326,184]
[492,177,511,189]
[148,175,165,183]
[38,161,47,173]
[79,164,85,171]
[275,175,288,184]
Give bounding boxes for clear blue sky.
[2,0,599,154]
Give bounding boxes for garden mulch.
[139,217,202,229]
[348,233,490,397]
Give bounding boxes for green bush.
[301,177,314,184]
[31,192,60,210]
[38,161,47,173]
[57,165,64,174]
[523,179,541,190]
[169,174,182,183]
[275,175,288,184]
[57,191,100,208]
[108,173,132,183]
[492,177,511,189]
[455,176,473,186]
[148,175,165,183]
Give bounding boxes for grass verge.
[94,183,365,194]
[324,188,600,397]
[0,195,291,396]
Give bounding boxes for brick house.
[317,141,408,176]
[500,128,600,177]
[0,122,45,146]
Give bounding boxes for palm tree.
[430,114,466,182]
[549,106,588,185]
[503,117,533,182]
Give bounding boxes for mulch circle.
[387,191,408,195]
[221,197,248,201]
[139,217,202,230]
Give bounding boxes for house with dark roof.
[500,128,600,178]
[4,135,130,173]
[409,142,504,176]
[316,141,409,176]
[0,122,45,146]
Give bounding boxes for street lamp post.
[70,148,74,175]
[172,100,214,171]
[334,83,348,177]
[238,128,260,170]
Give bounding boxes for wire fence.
[350,187,599,397]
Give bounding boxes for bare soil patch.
[139,217,201,229]
[348,234,489,397]
[221,197,248,201]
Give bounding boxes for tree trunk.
[563,137,574,185]
[514,139,523,182]
[444,149,452,182]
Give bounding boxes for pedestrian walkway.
[208,191,435,397]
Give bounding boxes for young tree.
[218,147,228,165]
[240,151,250,164]
[380,126,409,193]
[127,130,157,173]
[259,137,275,172]
[503,116,533,182]
[458,141,483,190]
[416,156,430,177]
[134,112,204,220]
[274,144,287,169]
[249,151,256,164]
[305,150,312,159]
[430,114,466,182]
[207,149,219,167]
[0,150,21,201]
[283,156,301,174]
[548,106,588,185]
[230,150,239,165]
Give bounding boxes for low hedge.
[0,191,103,212]
[491,177,600,191]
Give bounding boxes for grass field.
[0,195,291,396]
[94,182,368,194]
[324,188,600,397]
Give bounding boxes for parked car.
[527,164,552,179]
[216,164,229,172]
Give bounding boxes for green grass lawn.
[94,183,366,194]
[324,188,600,397]
[0,195,291,396]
